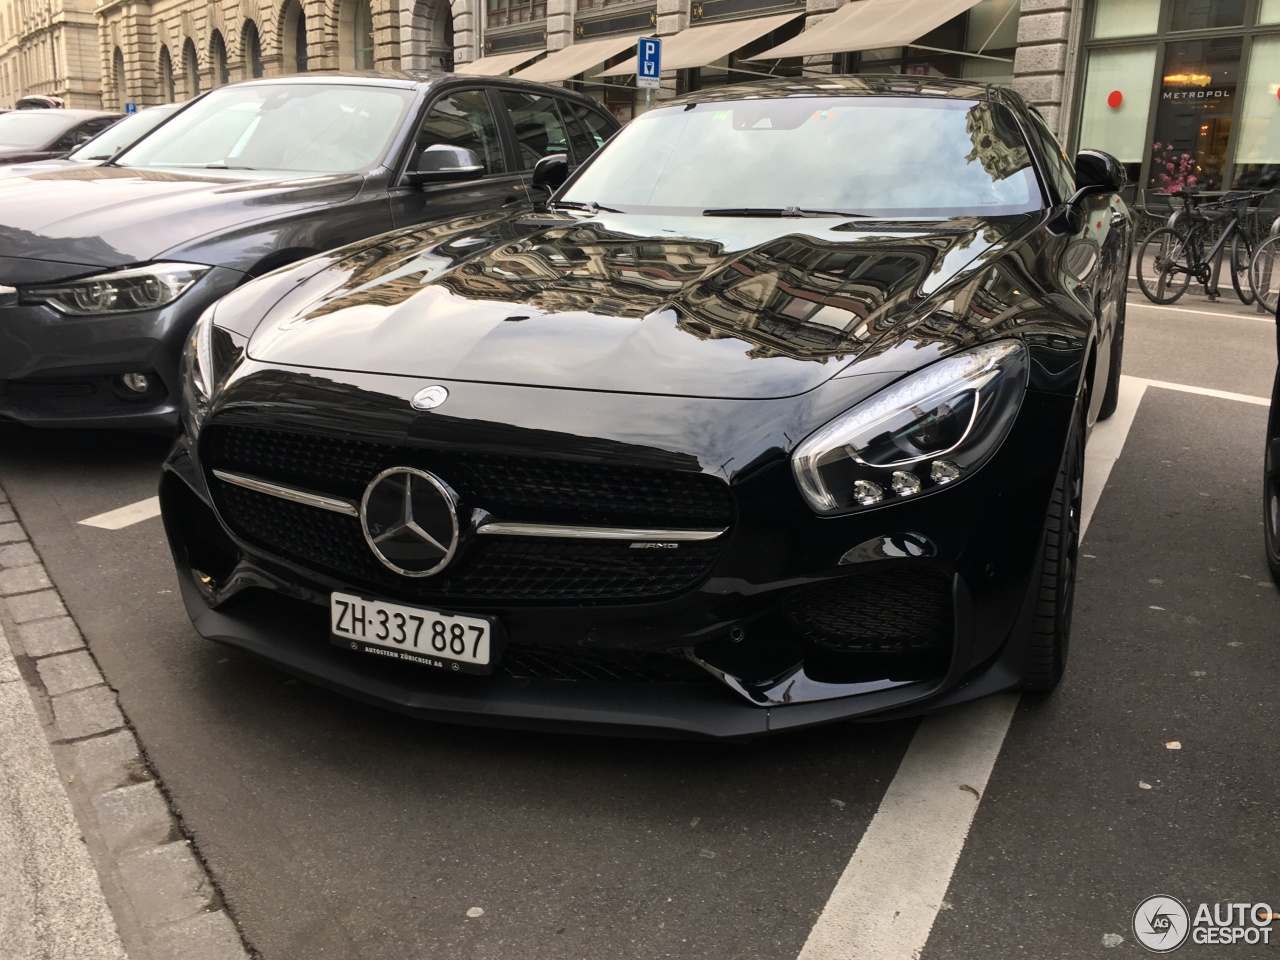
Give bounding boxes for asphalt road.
[1,291,1277,959]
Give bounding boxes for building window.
[1092,0,1159,39]
[243,20,264,77]
[112,47,126,106]
[211,31,230,86]
[159,47,175,102]
[183,39,201,97]
[1077,45,1158,184]
[848,0,1019,87]
[353,0,375,69]
[282,0,308,72]
[1169,0,1246,32]
[1228,33,1280,188]
[487,0,546,30]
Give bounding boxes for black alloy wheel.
[1022,400,1084,692]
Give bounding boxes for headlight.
[792,339,1028,514]
[24,263,210,315]
[181,305,246,434]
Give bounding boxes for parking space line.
[797,376,1151,960]
[1127,302,1275,323]
[78,497,162,530]
[1140,378,1269,407]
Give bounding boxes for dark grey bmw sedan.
[0,73,617,429]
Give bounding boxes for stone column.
[800,0,840,77]
[1011,0,1082,138]
[652,0,686,101]
[546,0,571,56]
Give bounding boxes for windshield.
[0,112,78,148]
[115,83,415,173]
[560,97,1045,218]
[70,106,178,161]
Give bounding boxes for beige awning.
[746,0,984,61]
[599,12,803,77]
[455,49,544,76]
[512,35,644,83]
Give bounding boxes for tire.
[1136,227,1192,304]
[1264,449,1280,589]
[1097,295,1125,421]
[1231,232,1256,305]
[1021,402,1083,692]
[1252,235,1280,315]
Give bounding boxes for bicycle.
[1135,189,1268,305]
[1251,225,1280,315]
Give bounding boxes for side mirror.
[530,154,569,194]
[1074,149,1127,194]
[408,144,484,185]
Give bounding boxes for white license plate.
[331,592,492,671]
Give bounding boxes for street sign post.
[636,37,661,112]
[125,103,137,115]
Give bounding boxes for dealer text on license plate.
[330,592,491,672]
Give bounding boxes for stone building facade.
[0,0,101,108]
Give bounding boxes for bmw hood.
[246,210,1040,400]
[0,166,365,281]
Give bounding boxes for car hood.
[0,166,366,276]
[246,210,1040,400]
[0,157,78,179]
[0,146,59,163]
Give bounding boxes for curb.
[0,483,254,960]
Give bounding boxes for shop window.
[1092,0,1159,39]
[1078,45,1157,182]
[967,0,1018,53]
[1261,0,1280,24]
[1148,36,1242,191]
[1170,0,1246,32]
[849,4,1014,84]
[1231,34,1280,189]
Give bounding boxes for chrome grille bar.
[474,521,726,542]
[212,471,360,518]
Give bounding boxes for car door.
[387,86,527,229]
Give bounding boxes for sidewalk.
[0,624,127,959]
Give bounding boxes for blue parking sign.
[125,103,137,114]
[636,37,661,90]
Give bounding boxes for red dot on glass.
[1107,90,1123,109]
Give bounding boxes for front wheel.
[1136,227,1193,305]
[1252,234,1280,315]
[1231,232,1256,305]
[1021,402,1083,692]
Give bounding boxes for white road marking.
[78,497,161,530]
[1127,302,1275,323]
[797,370,1272,960]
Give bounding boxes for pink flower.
[1153,142,1162,150]
[1166,162,1175,171]
[1187,176,1198,185]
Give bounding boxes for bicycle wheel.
[1136,227,1193,304]
[1252,234,1280,315]
[1231,232,1256,305]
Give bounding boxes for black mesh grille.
[497,646,713,683]
[202,425,733,529]
[783,569,953,654]
[215,485,723,603]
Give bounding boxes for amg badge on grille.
[410,385,449,410]
[359,467,461,577]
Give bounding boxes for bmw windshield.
[559,96,1045,219]
[113,83,415,174]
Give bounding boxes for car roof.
[37,109,121,120]
[212,70,613,106]
[661,75,1016,108]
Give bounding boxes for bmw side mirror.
[408,144,484,186]
[531,154,568,194]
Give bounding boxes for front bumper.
[0,265,243,429]
[159,366,1076,738]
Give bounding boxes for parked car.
[0,103,183,180]
[160,77,1132,738]
[0,109,120,164]
[16,95,64,109]
[0,74,617,429]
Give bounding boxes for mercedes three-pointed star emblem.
[359,467,461,577]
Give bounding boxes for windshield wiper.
[552,200,623,215]
[702,206,871,218]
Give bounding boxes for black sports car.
[161,78,1132,738]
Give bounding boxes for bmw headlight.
[792,340,1028,514]
[181,305,246,434]
[24,263,210,315]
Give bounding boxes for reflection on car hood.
[0,166,365,272]
[247,209,1039,400]
[0,158,78,179]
